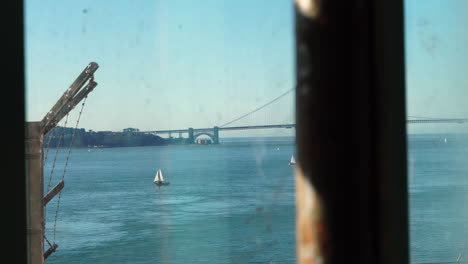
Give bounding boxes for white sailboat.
[289,155,296,166]
[153,169,169,186]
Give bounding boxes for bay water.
[44,134,468,263]
[44,137,296,264]
[409,134,468,264]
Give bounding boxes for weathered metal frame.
[7,0,408,263]
[24,63,98,264]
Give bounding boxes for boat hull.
[154,181,170,186]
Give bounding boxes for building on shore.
[196,139,212,145]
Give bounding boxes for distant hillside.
[45,126,165,148]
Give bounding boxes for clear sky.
[405,0,468,134]
[25,0,468,135]
[25,0,295,137]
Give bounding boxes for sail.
[290,155,296,164]
[154,169,163,182]
[159,170,164,181]
[154,170,159,182]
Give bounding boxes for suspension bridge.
[139,87,468,144]
[26,62,468,263]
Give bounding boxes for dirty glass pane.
[25,0,296,263]
[405,1,468,263]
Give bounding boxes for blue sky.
[25,0,468,135]
[25,0,295,137]
[405,0,468,133]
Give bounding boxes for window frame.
[4,0,26,262]
[6,0,407,263]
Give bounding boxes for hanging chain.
[44,234,53,248]
[60,96,88,190]
[43,126,57,166]
[52,96,88,243]
[43,114,69,247]
[43,126,56,245]
[45,114,70,193]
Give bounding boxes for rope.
[219,86,296,128]
[52,96,88,243]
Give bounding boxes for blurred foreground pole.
[294,0,408,263]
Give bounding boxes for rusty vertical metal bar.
[25,122,44,264]
[294,0,407,264]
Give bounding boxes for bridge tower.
[188,127,194,144]
[213,126,219,144]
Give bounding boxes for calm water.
[44,137,296,264]
[408,134,468,264]
[44,135,468,263]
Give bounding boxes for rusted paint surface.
[295,165,327,264]
[293,0,408,263]
[294,0,321,19]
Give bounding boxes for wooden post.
[25,122,44,264]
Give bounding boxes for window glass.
[26,0,296,263]
[405,1,468,263]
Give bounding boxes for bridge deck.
[140,119,468,134]
[141,124,295,134]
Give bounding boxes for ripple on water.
[46,220,125,251]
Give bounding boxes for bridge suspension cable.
[408,115,445,120]
[219,86,296,128]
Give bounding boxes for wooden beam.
[43,180,64,206]
[42,80,98,134]
[41,62,99,134]
[43,244,58,260]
